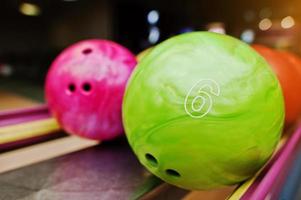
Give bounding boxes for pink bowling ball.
[45,39,137,140]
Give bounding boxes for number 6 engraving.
[184,79,220,118]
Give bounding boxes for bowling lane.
[0,139,188,200]
[0,89,189,199]
[0,90,63,152]
[0,90,38,111]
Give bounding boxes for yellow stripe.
[227,176,257,200]
[0,118,61,144]
[227,136,288,200]
[0,136,99,173]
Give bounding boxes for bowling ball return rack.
[0,97,301,199]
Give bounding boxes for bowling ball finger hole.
[82,48,93,55]
[67,83,76,93]
[145,153,158,167]
[82,82,92,93]
[165,169,181,178]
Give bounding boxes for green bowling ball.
[122,32,284,190]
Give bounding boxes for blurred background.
[0,0,301,100]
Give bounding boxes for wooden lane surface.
[183,187,236,200]
[0,90,40,111]
[0,91,98,173]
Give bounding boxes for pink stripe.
[0,105,51,127]
[241,144,286,199]
[249,126,301,199]
[0,131,65,152]
[0,104,48,118]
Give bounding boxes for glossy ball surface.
[123,32,284,190]
[46,39,137,140]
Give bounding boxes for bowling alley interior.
[1,0,301,199]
